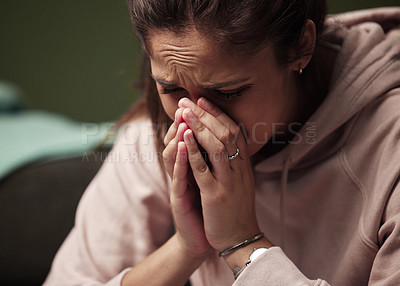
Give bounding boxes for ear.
[288,19,316,73]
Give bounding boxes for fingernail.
[185,129,195,143]
[199,97,213,111]
[177,142,187,162]
[175,108,182,122]
[177,122,184,134]
[179,98,195,109]
[177,123,187,141]
[184,109,197,122]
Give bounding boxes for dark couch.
[0,149,108,285]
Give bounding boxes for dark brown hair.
[120,0,328,150]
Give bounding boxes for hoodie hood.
[254,7,400,174]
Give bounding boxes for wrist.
[219,232,264,257]
[222,237,273,271]
[173,233,210,266]
[121,234,208,286]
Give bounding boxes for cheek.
[233,109,275,156]
[248,122,272,142]
[243,121,272,155]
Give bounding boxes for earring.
[298,64,303,75]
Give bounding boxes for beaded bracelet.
[218,232,264,257]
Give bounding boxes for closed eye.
[161,87,184,94]
[160,84,252,101]
[212,85,252,101]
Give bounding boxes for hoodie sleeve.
[43,118,173,286]
[369,177,400,284]
[233,247,331,286]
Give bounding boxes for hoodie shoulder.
[324,8,400,175]
[343,88,400,181]
[341,88,400,244]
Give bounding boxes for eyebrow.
[150,75,178,86]
[150,74,250,89]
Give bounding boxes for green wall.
[0,0,141,122]
[1,0,398,122]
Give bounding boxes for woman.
[45,1,400,285]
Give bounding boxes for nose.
[183,89,203,105]
[174,90,205,121]
[187,94,201,104]
[175,93,201,117]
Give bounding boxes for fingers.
[170,141,211,258]
[182,108,232,178]
[180,98,239,149]
[163,111,188,178]
[178,98,245,174]
[197,97,246,147]
[171,142,189,198]
[163,108,184,147]
[163,122,188,177]
[180,98,245,156]
[171,142,197,220]
[183,129,216,193]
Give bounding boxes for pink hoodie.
[45,8,400,286]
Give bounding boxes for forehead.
[147,28,223,64]
[147,28,261,85]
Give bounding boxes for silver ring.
[228,148,240,160]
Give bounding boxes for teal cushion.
[0,110,113,179]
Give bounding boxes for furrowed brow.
[150,74,250,89]
[150,74,178,86]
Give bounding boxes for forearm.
[121,233,206,286]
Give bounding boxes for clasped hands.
[163,97,261,261]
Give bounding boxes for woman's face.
[148,28,302,156]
